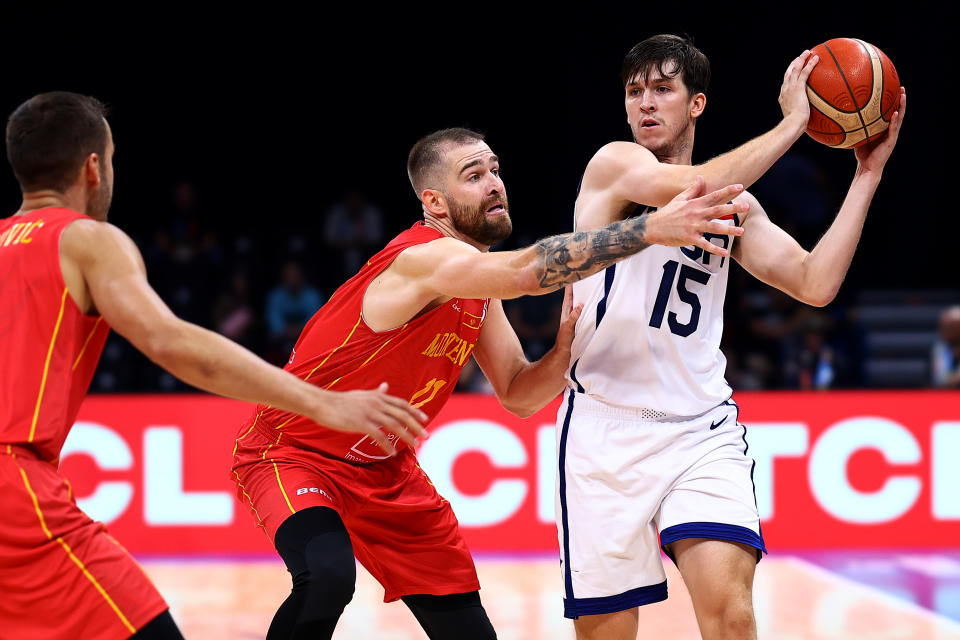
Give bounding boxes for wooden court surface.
[143,555,960,639]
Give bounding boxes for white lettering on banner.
[809,417,922,524]
[143,427,233,525]
[60,422,134,525]
[417,420,527,527]
[745,423,809,520]
[932,422,960,519]
[537,425,555,524]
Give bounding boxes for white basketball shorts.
[554,390,765,619]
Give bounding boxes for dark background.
[0,5,951,389]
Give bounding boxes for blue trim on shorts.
[725,398,766,556]
[660,522,767,562]
[594,265,616,327]
[558,390,576,601]
[563,580,668,619]
[569,360,585,394]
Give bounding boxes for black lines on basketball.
[824,41,869,135]
[804,38,899,149]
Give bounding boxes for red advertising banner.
[60,392,960,554]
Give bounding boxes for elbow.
[512,265,545,299]
[142,320,188,368]
[503,401,537,419]
[498,389,538,418]
[800,287,839,308]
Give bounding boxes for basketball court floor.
[142,550,960,639]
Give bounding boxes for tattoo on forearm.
[533,214,651,288]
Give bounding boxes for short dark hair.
[622,34,710,97]
[6,91,109,192]
[407,127,485,195]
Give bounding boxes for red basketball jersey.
[254,222,489,463]
[0,208,109,462]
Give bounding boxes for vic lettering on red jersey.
[0,208,109,463]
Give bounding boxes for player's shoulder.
[589,141,657,168]
[583,141,658,188]
[61,218,138,259]
[392,235,479,275]
[63,217,130,243]
[405,235,478,255]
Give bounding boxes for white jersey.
[567,213,739,416]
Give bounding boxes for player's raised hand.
[643,176,748,257]
[780,50,819,126]
[313,382,429,456]
[554,285,583,355]
[855,87,906,173]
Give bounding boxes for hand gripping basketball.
[804,38,901,149]
[780,50,820,126]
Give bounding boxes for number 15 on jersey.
[648,260,711,338]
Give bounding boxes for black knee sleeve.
[131,610,184,639]
[268,507,356,640]
[402,591,497,640]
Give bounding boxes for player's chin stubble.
[88,178,113,221]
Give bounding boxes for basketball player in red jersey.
[0,92,427,640]
[231,127,750,639]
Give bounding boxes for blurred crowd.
[89,173,957,394]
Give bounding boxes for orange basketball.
[805,38,900,148]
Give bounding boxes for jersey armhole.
[58,216,102,319]
[360,238,453,335]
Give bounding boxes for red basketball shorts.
[0,446,168,640]
[231,417,480,602]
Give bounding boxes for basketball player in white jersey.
[556,35,905,640]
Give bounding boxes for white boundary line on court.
[785,556,960,634]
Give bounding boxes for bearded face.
[446,190,513,247]
[87,124,115,221]
[87,161,113,221]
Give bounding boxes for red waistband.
[250,411,284,442]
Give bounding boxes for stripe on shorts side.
[272,460,296,514]
[232,415,267,528]
[558,389,576,601]
[56,536,138,634]
[13,455,138,634]
[569,359,585,394]
[728,398,766,557]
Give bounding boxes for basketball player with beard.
[230,127,749,639]
[556,35,905,640]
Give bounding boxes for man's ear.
[421,188,448,217]
[83,153,102,188]
[690,92,706,119]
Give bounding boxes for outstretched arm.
[734,88,906,307]
[61,222,427,456]
[395,178,746,303]
[578,51,817,227]
[473,288,582,418]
